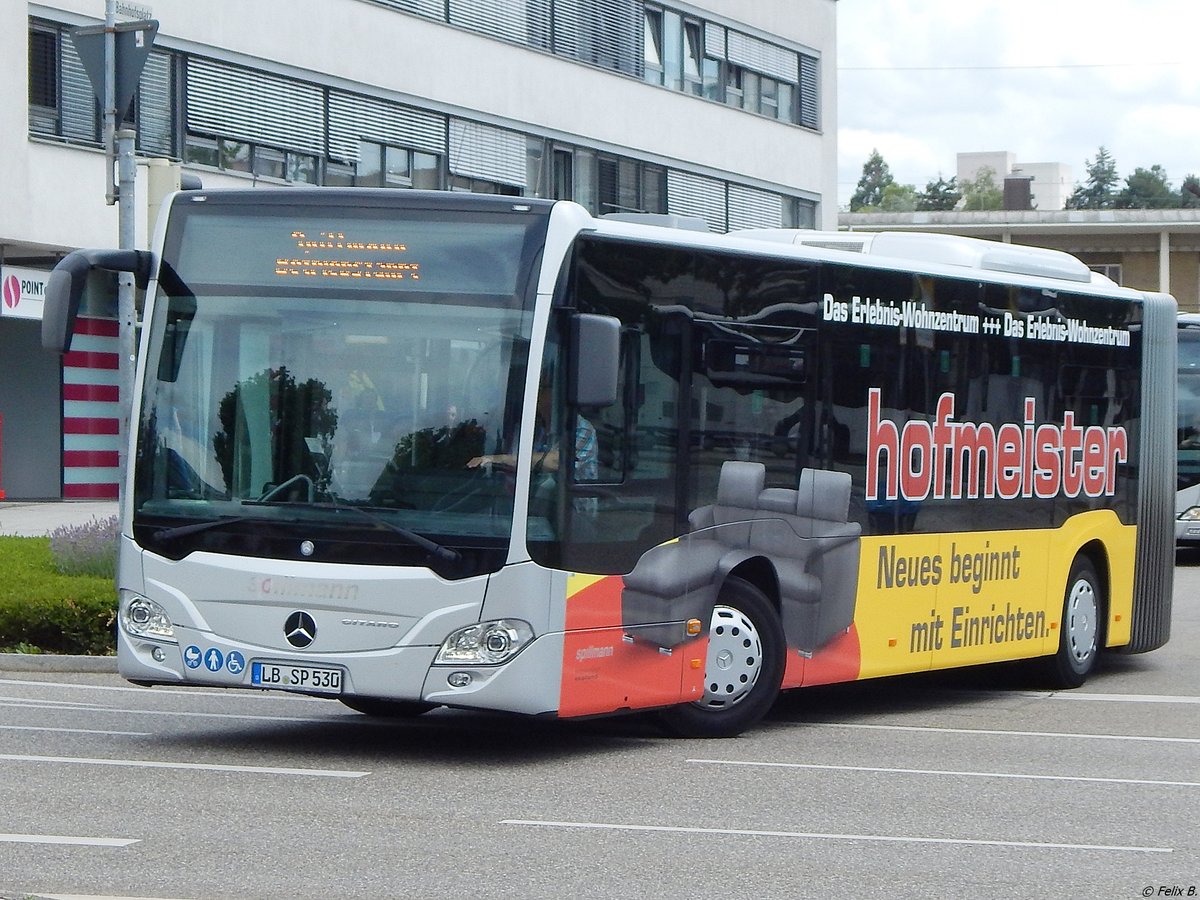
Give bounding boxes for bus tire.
[1042,556,1103,689]
[659,576,785,738]
[339,697,437,717]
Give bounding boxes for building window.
[287,152,319,184]
[28,26,58,118]
[325,161,355,186]
[27,20,100,143]
[725,64,796,121]
[1088,263,1123,285]
[355,141,442,189]
[643,8,664,85]
[449,174,521,195]
[552,148,573,200]
[594,153,665,216]
[183,134,219,167]
[682,20,703,95]
[182,132,319,184]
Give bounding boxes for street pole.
[116,127,138,508]
[103,0,117,206]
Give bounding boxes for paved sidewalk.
[0,500,120,537]
[0,651,117,673]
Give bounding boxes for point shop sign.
[0,266,48,321]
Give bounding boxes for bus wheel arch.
[659,567,785,738]
[1044,545,1108,689]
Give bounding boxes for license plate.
[251,661,343,695]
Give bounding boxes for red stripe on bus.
[63,383,121,403]
[74,317,120,337]
[63,450,121,468]
[63,417,120,435]
[64,482,119,500]
[63,350,120,370]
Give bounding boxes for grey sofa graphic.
[621,461,862,652]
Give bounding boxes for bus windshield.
[132,194,549,573]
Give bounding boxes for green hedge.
[0,536,117,655]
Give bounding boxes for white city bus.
[44,190,1176,736]
[1176,313,1200,547]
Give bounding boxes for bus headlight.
[435,619,533,666]
[121,594,176,641]
[1179,506,1200,521]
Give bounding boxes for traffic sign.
[70,19,159,120]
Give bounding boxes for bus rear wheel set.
[1043,556,1103,689]
[659,555,1105,737]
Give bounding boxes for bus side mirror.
[42,248,154,354]
[569,313,620,408]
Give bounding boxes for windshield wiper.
[153,516,252,542]
[151,500,461,566]
[312,501,462,565]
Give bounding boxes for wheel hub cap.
[1067,580,1098,663]
[695,604,763,710]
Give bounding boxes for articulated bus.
[44,190,1176,737]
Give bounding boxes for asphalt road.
[2,561,1199,900]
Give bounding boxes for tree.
[1116,165,1179,209]
[1065,146,1119,210]
[1184,175,1200,209]
[916,174,961,211]
[850,149,895,211]
[879,182,918,212]
[960,166,1003,211]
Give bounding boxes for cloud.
[836,0,1199,207]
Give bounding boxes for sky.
[835,0,1200,208]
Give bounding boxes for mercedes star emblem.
[284,611,317,648]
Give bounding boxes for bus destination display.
[274,229,421,282]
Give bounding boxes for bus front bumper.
[117,627,565,717]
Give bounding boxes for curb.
[0,652,118,674]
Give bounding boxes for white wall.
[1013,161,1071,211]
[957,151,1015,185]
[1,0,34,253]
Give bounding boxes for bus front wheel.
[1042,556,1103,689]
[659,577,785,738]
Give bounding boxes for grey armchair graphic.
[621,461,862,652]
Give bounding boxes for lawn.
[0,535,117,655]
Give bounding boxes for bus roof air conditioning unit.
[867,232,1093,284]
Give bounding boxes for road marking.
[0,833,138,847]
[808,722,1200,744]
[0,753,369,778]
[501,819,1171,854]
[0,699,338,724]
[0,676,326,701]
[0,724,152,737]
[688,758,1200,788]
[1024,690,1200,705]
[0,697,108,710]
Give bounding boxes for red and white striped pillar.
[61,316,121,499]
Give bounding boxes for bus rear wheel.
[659,577,785,738]
[339,697,437,717]
[1042,556,1103,689]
